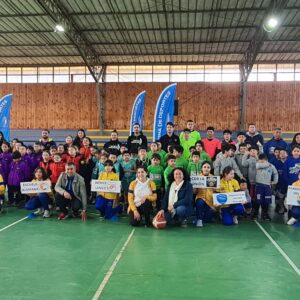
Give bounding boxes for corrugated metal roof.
[0,0,299,66]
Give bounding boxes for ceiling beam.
[36,0,102,82]
[1,39,300,47]
[1,24,300,34]
[1,49,299,58]
[1,6,300,17]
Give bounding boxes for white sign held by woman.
[191,176,220,189]
[91,180,121,193]
[286,186,300,206]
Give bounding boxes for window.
[0,67,6,83]
[54,67,69,83]
[70,66,86,82]
[7,67,21,83]
[38,67,53,83]
[22,67,37,83]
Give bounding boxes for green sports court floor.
[0,208,299,300]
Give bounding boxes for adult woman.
[157,167,193,227]
[64,135,73,150]
[103,130,122,155]
[128,166,157,227]
[287,133,300,155]
[73,129,86,149]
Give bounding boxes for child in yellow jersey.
[219,166,245,226]
[287,171,300,225]
[195,161,217,227]
[0,173,5,212]
[95,160,122,219]
[24,167,53,218]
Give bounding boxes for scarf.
[168,180,185,207]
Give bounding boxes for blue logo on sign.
[217,194,228,204]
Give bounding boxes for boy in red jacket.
[49,153,65,186]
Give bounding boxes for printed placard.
[191,176,220,189]
[286,186,300,206]
[91,180,121,193]
[213,191,246,205]
[21,181,51,194]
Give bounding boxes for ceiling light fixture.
[55,24,65,32]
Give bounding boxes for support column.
[96,65,106,133]
[239,64,247,131]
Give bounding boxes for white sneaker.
[233,216,239,225]
[287,217,297,226]
[36,208,44,215]
[196,220,203,228]
[43,210,50,218]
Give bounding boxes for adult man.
[127,123,148,154]
[245,124,264,149]
[179,120,201,145]
[55,162,87,221]
[39,129,56,150]
[159,122,180,152]
[180,129,195,160]
[202,126,221,159]
[263,128,288,161]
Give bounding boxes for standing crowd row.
[0,121,299,227]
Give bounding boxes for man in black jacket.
[127,123,148,154]
[245,123,264,148]
[159,122,180,152]
[104,130,122,155]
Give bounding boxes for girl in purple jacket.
[0,142,12,184]
[8,151,28,207]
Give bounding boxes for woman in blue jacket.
[157,167,193,227]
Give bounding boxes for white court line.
[254,220,300,276]
[0,216,28,233]
[92,228,135,300]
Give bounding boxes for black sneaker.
[180,219,188,228]
[262,214,271,221]
[251,212,258,220]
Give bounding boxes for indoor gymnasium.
[0,1,300,299]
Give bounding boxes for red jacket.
[39,160,52,177]
[65,155,82,172]
[79,147,91,160]
[49,161,66,184]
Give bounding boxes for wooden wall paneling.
[1,82,300,130]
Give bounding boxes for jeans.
[291,206,300,219]
[25,193,50,210]
[221,204,245,226]
[165,205,192,224]
[195,199,214,222]
[95,196,122,219]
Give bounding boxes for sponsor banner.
[153,83,177,141]
[129,91,146,134]
[0,94,12,141]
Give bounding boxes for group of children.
[0,126,299,228]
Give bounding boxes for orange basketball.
[152,213,167,229]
